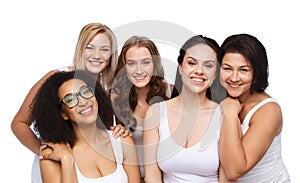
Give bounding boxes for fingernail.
[39,156,43,160]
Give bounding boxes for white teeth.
[193,78,203,82]
[230,84,239,88]
[80,107,92,114]
[90,61,103,66]
[134,76,146,80]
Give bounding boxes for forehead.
[58,79,87,97]
[125,46,151,60]
[185,43,217,61]
[222,53,250,66]
[89,32,111,46]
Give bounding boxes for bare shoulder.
[120,135,135,146]
[250,98,283,135]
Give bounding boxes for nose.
[93,49,102,59]
[77,95,89,106]
[230,70,240,82]
[136,62,143,74]
[194,64,204,75]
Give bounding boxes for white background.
[1,0,299,182]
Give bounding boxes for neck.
[73,123,102,145]
[134,86,149,103]
[179,86,209,109]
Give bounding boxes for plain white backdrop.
[1,0,299,182]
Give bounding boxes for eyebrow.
[126,56,152,62]
[87,44,110,48]
[186,56,216,62]
[222,63,251,68]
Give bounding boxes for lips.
[89,60,104,66]
[228,83,241,88]
[191,76,205,84]
[79,106,93,115]
[134,75,147,80]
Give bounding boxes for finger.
[40,144,47,152]
[40,153,51,160]
[111,125,122,137]
[114,126,125,138]
[122,130,132,138]
[110,126,115,130]
[41,142,54,148]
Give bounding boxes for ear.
[179,65,183,75]
[60,110,69,121]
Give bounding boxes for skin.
[11,32,126,155]
[84,33,111,75]
[125,46,154,121]
[143,43,227,182]
[39,79,141,183]
[219,53,282,181]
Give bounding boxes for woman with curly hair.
[11,23,127,182]
[32,70,140,183]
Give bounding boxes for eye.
[187,60,197,66]
[127,61,136,67]
[203,63,214,69]
[81,87,91,95]
[64,94,77,104]
[222,66,232,71]
[101,48,110,52]
[143,60,151,65]
[86,46,94,50]
[240,68,249,73]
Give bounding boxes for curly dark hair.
[31,70,114,147]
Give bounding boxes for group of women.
[11,22,290,182]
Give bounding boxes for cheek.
[147,65,154,75]
[103,52,111,61]
[126,66,135,76]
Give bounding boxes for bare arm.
[219,165,237,183]
[219,97,282,180]
[121,136,141,183]
[143,104,163,183]
[40,143,78,183]
[11,70,59,155]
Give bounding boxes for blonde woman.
[11,23,127,182]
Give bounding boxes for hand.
[39,142,74,162]
[220,97,243,116]
[110,124,132,138]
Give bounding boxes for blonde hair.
[73,23,118,89]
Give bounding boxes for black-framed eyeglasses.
[60,85,95,109]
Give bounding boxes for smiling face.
[84,33,111,75]
[180,43,217,94]
[58,79,98,126]
[125,46,154,88]
[220,53,253,100]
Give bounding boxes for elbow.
[11,119,17,134]
[223,168,244,181]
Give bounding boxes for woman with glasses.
[32,70,140,183]
[11,23,128,182]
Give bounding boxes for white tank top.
[238,98,290,183]
[157,101,221,183]
[75,130,128,183]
